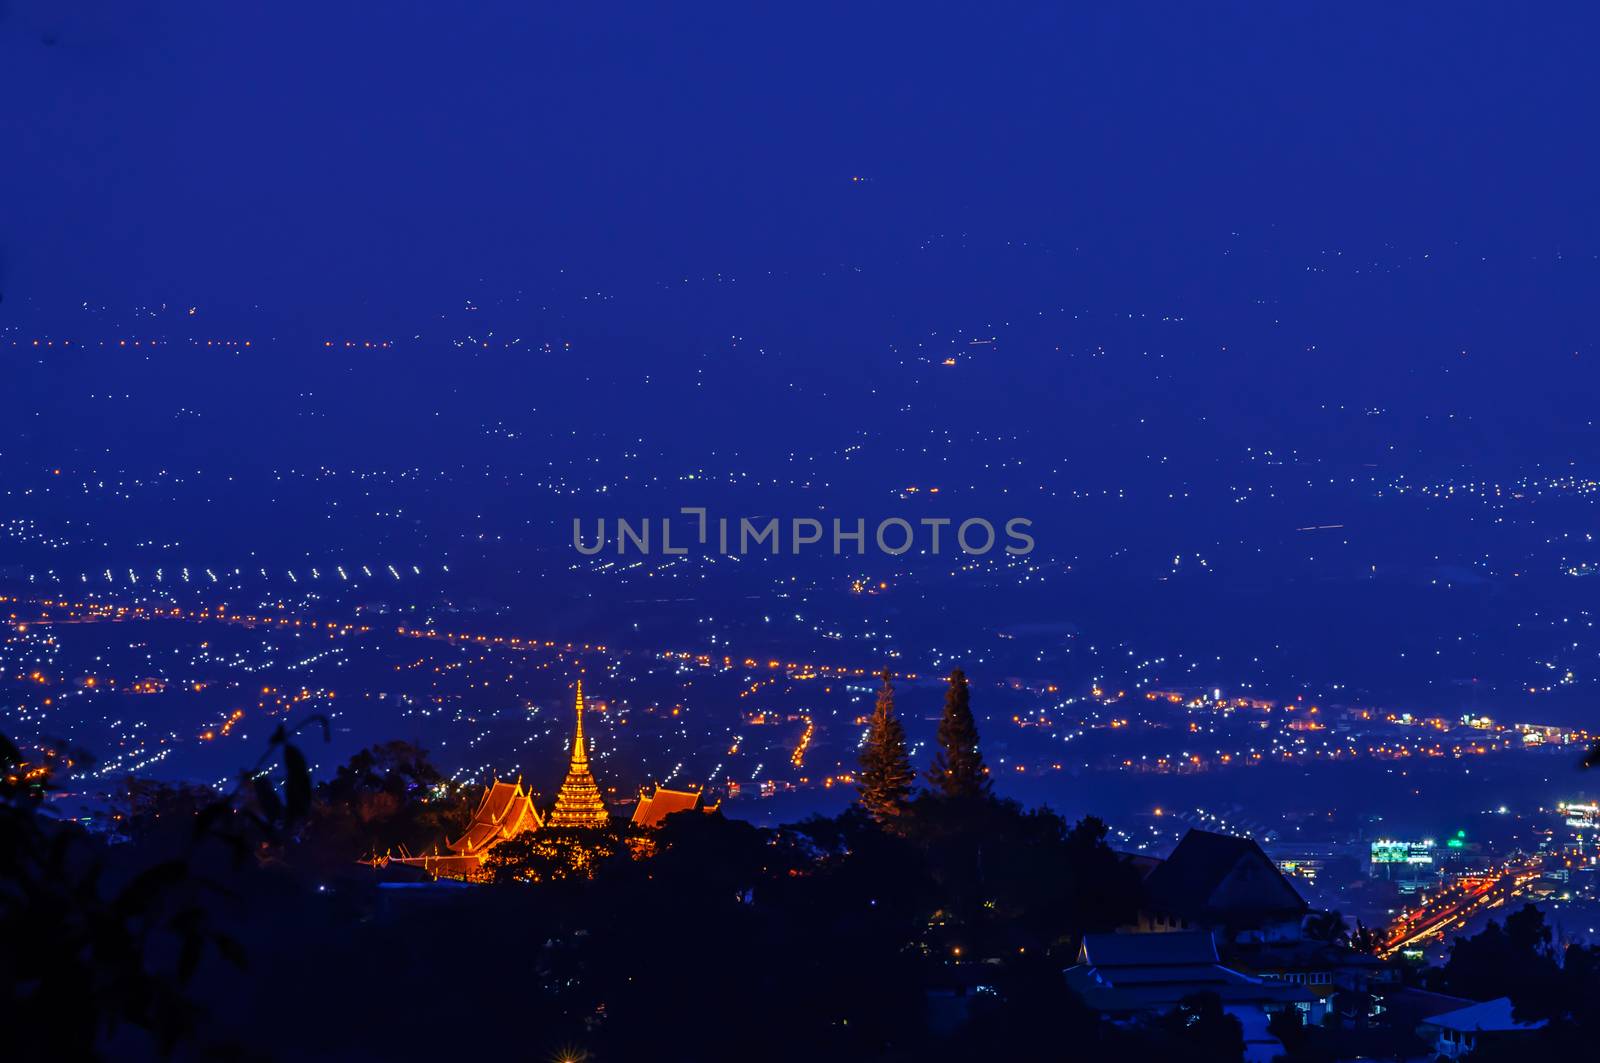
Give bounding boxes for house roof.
[1120,852,1164,879]
[1231,939,1388,971]
[1079,930,1219,967]
[1143,829,1308,921]
[1066,931,1317,1014]
[1370,986,1476,1025]
[1420,997,1547,1034]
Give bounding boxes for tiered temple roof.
[448,778,544,855]
[545,680,611,829]
[385,777,542,879]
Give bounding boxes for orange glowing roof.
[630,785,708,828]
[447,778,543,855]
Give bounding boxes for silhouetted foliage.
[951,947,1116,1060]
[926,667,990,798]
[8,723,1463,1062]
[113,777,222,856]
[1,721,324,1059]
[1349,918,1380,954]
[1268,1006,1339,1062]
[1429,903,1557,1002]
[298,740,470,872]
[1303,908,1349,944]
[1455,909,1600,1061]
[1150,991,1246,1062]
[903,795,1139,958]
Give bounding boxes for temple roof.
[447,778,543,854]
[390,852,494,879]
[630,785,706,828]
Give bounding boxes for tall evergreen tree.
[857,669,915,821]
[927,667,990,798]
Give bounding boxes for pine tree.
[927,667,990,798]
[857,669,915,821]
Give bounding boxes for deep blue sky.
[5,3,1598,320]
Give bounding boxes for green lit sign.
[1371,839,1435,864]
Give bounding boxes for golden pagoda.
[545,679,610,828]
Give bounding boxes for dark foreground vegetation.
[5,710,1600,1061]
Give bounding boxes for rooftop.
[1420,997,1547,1034]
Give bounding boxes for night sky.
[7,4,1597,315]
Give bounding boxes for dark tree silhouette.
[955,948,1113,1059]
[1303,908,1349,944]
[299,740,470,871]
[1,722,324,1059]
[1349,918,1380,954]
[1153,992,1246,1062]
[1430,903,1558,1002]
[1267,1006,1339,1062]
[926,667,990,798]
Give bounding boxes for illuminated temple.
[545,679,611,829]
[387,681,609,878]
[396,777,544,878]
[384,681,718,880]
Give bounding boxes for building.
[1349,986,1473,1046]
[1231,938,1393,1018]
[1265,838,1364,887]
[385,681,608,878]
[1370,838,1437,893]
[386,777,544,878]
[1064,930,1320,1061]
[1135,829,1309,943]
[1416,997,1546,1058]
[630,785,718,828]
[545,678,611,829]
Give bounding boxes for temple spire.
[546,679,609,828]
[571,678,589,769]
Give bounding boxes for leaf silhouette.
[284,744,312,821]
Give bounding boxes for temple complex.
[378,682,726,881]
[385,681,609,879]
[392,777,543,878]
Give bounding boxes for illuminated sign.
[1560,802,1599,829]
[1371,839,1435,865]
